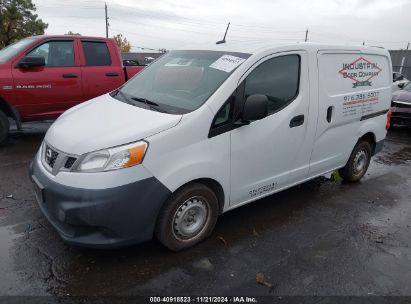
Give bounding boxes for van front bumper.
[30,159,171,248]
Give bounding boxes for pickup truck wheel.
[155,183,219,251]
[0,110,10,145]
[339,141,372,183]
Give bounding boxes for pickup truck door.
[12,39,84,120]
[229,52,313,206]
[79,39,125,99]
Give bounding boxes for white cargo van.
[30,43,392,250]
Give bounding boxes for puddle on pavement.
[374,147,411,166]
[0,225,25,295]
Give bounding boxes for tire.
[0,110,10,145]
[155,182,219,251]
[339,140,372,182]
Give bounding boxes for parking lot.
[0,122,410,297]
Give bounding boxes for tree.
[113,33,131,53]
[65,31,81,36]
[0,0,48,48]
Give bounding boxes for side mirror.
[17,56,46,68]
[242,94,268,122]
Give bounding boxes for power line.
[34,1,411,50]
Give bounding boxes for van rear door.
[309,51,391,176]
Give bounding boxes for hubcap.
[173,197,209,240]
[353,149,368,175]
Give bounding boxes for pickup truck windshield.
[114,50,251,114]
[0,37,37,64]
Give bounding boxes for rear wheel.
[0,110,9,145]
[155,183,219,251]
[339,141,372,182]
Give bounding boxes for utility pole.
[216,22,230,44]
[105,2,109,38]
[399,42,409,74]
[305,29,308,42]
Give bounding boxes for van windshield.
[0,37,37,63]
[403,82,411,92]
[113,50,251,114]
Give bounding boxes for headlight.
[74,141,148,172]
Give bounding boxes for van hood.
[45,94,182,155]
[392,90,411,103]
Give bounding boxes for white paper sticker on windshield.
[209,55,246,73]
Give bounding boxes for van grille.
[45,145,59,168]
[42,142,79,174]
[64,157,77,169]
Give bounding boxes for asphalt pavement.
[0,122,410,298]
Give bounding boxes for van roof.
[177,41,389,56]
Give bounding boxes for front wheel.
[0,110,10,145]
[339,141,372,182]
[155,183,219,251]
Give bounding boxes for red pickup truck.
[0,35,144,144]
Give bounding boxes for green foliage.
[0,0,48,48]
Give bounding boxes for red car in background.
[0,35,145,144]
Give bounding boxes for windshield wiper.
[113,91,167,113]
[112,89,132,104]
[131,97,159,107]
[131,97,169,113]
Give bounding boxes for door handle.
[326,106,333,123]
[289,115,305,128]
[105,72,119,77]
[62,73,78,78]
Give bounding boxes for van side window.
[214,102,232,126]
[209,95,236,137]
[28,41,75,67]
[82,41,111,66]
[244,55,300,115]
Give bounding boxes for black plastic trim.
[360,109,389,121]
[30,160,171,248]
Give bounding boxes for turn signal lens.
[105,141,148,171]
[126,145,147,167]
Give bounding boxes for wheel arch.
[170,178,226,215]
[0,96,22,130]
[358,132,377,155]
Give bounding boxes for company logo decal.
[339,57,382,88]
[15,84,52,89]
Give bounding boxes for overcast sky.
[33,0,411,52]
